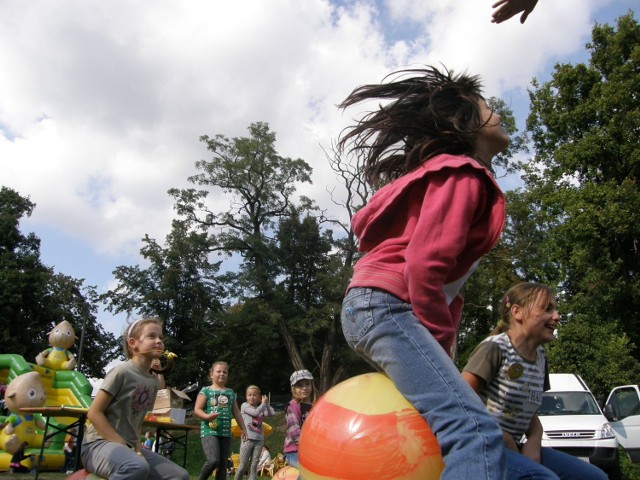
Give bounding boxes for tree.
[546,314,640,398]
[0,186,119,378]
[520,12,640,378]
[104,123,368,392]
[168,122,322,385]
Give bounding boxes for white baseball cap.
[290,369,314,386]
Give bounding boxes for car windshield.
[538,392,601,416]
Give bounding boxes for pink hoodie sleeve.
[404,168,488,353]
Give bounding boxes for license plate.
[578,457,590,463]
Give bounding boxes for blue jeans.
[506,447,608,479]
[341,287,506,480]
[284,452,299,468]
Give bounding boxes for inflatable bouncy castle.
[0,353,93,472]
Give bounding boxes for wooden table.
[142,419,200,467]
[20,406,89,480]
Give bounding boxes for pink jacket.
[349,154,505,355]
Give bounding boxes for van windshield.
[538,392,601,416]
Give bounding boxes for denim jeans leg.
[341,287,506,480]
[539,448,608,480]
[505,448,559,480]
[284,452,299,468]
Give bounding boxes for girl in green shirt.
[194,361,247,480]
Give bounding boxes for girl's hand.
[262,395,268,404]
[240,430,247,441]
[491,0,538,24]
[208,412,220,421]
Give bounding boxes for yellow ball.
[298,372,444,480]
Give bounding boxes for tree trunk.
[277,316,305,372]
[318,312,340,393]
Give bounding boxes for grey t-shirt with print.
[84,360,158,447]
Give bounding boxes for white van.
[537,373,620,478]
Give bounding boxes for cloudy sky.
[1,0,636,336]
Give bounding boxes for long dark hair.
[337,65,487,186]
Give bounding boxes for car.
[537,373,620,479]
[604,384,640,463]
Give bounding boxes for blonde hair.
[210,361,228,373]
[492,283,555,335]
[122,317,163,359]
[246,385,261,395]
[290,380,318,404]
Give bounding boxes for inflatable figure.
[0,371,46,454]
[36,320,77,370]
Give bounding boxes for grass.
[2,413,287,480]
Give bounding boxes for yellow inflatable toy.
[0,371,46,454]
[0,353,93,472]
[36,320,77,370]
[231,418,272,437]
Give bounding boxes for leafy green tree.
[547,315,640,399]
[0,187,50,356]
[170,122,313,296]
[168,123,315,377]
[521,12,640,378]
[105,123,367,392]
[0,186,119,377]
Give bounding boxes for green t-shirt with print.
[199,386,236,437]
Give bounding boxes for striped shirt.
[463,333,549,441]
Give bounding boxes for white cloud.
[0,0,635,316]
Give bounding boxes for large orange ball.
[298,372,444,480]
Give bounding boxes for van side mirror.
[603,402,617,421]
